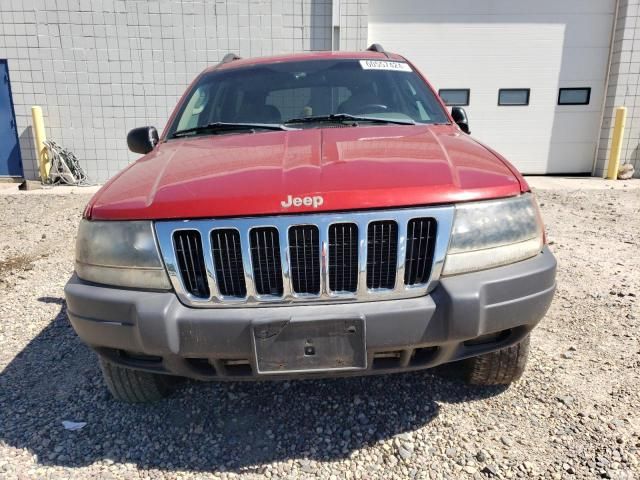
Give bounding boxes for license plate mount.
[252,318,366,374]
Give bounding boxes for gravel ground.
[0,183,638,479]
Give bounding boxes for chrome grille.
[250,227,284,296]
[155,206,455,308]
[328,223,358,293]
[211,229,246,297]
[404,218,437,285]
[366,221,398,290]
[173,231,209,298]
[288,225,320,295]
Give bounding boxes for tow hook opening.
[463,329,512,347]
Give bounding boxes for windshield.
[167,59,449,137]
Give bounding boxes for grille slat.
[342,225,346,287]
[329,223,358,292]
[303,229,308,292]
[178,235,192,292]
[263,230,271,293]
[268,229,277,294]
[386,222,393,288]
[366,221,398,290]
[250,227,284,296]
[349,225,355,289]
[289,225,320,295]
[295,229,301,291]
[372,223,377,288]
[404,218,437,286]
[173,231,210,298]
[224,232,237,294]
[211,229,247,297]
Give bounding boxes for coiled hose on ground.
[44,140,92,186]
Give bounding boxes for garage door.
[368,0,616,174]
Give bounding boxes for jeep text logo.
[281,195,324,209]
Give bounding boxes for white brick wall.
[597,0,640,177]
[0,0,368,182]
[336,0,368,51]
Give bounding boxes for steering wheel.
[352,104,389,114]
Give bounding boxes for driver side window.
[402,78,433,122]
[176,86,209,131]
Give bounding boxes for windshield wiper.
[172,122,291,138]
[284,113,416,126]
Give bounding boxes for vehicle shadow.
[0,298,506,473]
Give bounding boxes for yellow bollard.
[31,106,49,182]
[606,106,627,180]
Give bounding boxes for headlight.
[442,193,544,276]
[75,220,171,289]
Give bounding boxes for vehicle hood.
[88,124,523,220]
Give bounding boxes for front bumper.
[64,247,556,380]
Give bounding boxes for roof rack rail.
[366,43,390,58]
[220,53,241,64]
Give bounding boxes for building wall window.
[498,89,530,106]
[558,87,591,105]
[438,89,470,106]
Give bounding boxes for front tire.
[460,335,531,385]
[99,357,177,403]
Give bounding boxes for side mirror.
[451,107,470,134]
[127,126,159,154]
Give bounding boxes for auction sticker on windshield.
[359,60,412,72]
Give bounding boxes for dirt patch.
[0,253,48,276]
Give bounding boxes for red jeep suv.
[65,46,556,402]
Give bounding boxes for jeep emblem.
[281,195,324,209]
